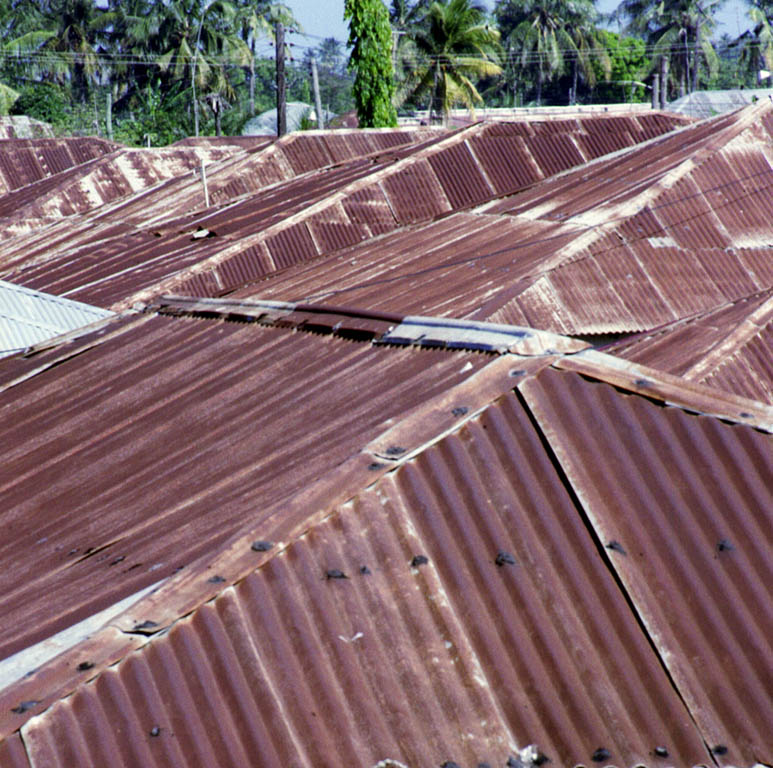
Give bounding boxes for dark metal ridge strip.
[150,296,591,357]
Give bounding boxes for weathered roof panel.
[520,367,773,765]
[0,313,497,660]
[12,363,771,767]
[0,279,113,358]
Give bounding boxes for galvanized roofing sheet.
[4,353,770,767]
[240,103,773,338]
[0,137,117,194]
[521,365,773,765]
[0,115,684,313]
[607,291,773,404]
[0,116,53,140]
[0,279,113,358]
[0,311,500,662]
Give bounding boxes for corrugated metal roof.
[0,137,117,194]
[6,359,771,767]
[521,366,773,765]
[607,291,773,404]
[0,116,54,139]
[0,311,501,661]
[0,279,113,358]
[0,114,685,312]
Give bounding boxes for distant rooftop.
[0,279,112,358]
[667,87,773,118]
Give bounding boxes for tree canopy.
[345,0,397,126]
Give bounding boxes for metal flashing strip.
[378,315,589,356]
[556,348,773,432]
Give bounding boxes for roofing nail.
[451,406,468,417]
[385,445,406,456]
[411,555,429,567]
[326,569,348,580]
[207,575,225,583]
[11,701,38,714]
[359,565,371,575]
[149,726,161,737]
[591,747,610,762]
[495,551,516,567]
[717,539,733,552]
[76,661,94,672]
[605,540,626,555]
[368,462,385,471]
[251,540,274,552]
[653,746,669,758]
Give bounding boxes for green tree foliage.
[613,0,721,97]
[402,0,502,123]
[591,30,649,102]
[738,1,773,80]
[344,0,397,127]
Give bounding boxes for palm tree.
[401,0,502,124]
[506,0,574,105]
[3,0,110,104]
[614,0,720,97]
[738,1,773,81]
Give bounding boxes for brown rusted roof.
[1,311,769,766]
[0,116,54,140]
[226,102,773,344]
[606,290,773,404]
[0,137,117,194]
[0,114,685,311]
[0,310,502,661]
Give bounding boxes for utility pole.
[275,21,287,137]
[311,57,324,129]
[651,72,660,110]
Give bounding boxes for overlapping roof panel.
[0,279,112,357]
[521,366,773,765]
[0,114,686,312]
[0,137,117,194]
[8,357,771,768]
[0,312,497,660]
[608,291,773,404]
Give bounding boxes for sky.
[282,0,753,52]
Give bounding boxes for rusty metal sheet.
[609,292,773,404]
[524,133,585,177]
[520,366,773,765]
[426,140,494,208]
[0,312,495,661]
[380,158,452,223]
[0,137,115,194]
[701,324,773,403]
[16,380,719,768]
[0,732,30,767]
[340,185,397,234]
[468,134,543,195]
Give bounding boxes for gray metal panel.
[0,279,112,357]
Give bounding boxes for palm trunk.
[536,66,543,106]
[571,59,578,105]
[692,23,701,92]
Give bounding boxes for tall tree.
[614,0,721,97]
[345,0,397,127]
[403,0,502,124]
[738,0,773,80]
